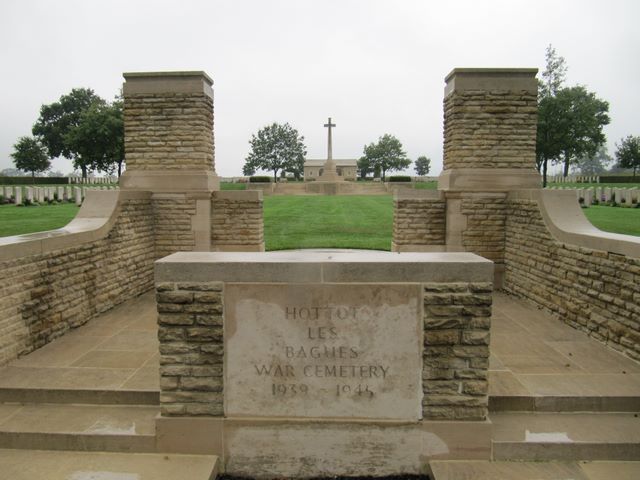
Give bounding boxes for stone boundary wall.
[0,191,155,365]
[423,282,492,421]
[211,190,264,252]
[504,197,640,360]
[393,191,446,251]
[156,281,224,416]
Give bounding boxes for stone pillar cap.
[123,71,213,96]
[445,68,538,96]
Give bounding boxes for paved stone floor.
[0,289,638,479]
[0,292,159,392]
[490,292,640,399]
[0,289,638,400]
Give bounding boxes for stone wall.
[211,191,264,251]
[460,193,507,264]
[152,194,197,259]
[0,193,155,365]
[423,282,492,421]
[124,91,214,171]
[443,90,537,171]
[156,281,224,417]
[504,198,640,360]
[393,196,446,250]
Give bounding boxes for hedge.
[0,176,69,185]
[599,176,640,183]
[388,176,412,182]
[249,176,272,183]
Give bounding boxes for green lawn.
[0,203,80,237]
[413,181,438,189]
[1,196,637,246]
[264,195,393,251]
[582,205,640,237]
[547,182,640,189]
[220,183,246,190]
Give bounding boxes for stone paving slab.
[490,292,640,402]
[0,449,218,480]
[429,460,640,480]
[0,290,638,405]
[0,292,159,396]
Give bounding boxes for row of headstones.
[1,185,119,206]
[548,175,600,184]
[549,186,639,206]
[67,176,118,184]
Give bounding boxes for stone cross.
[324,117,336,161]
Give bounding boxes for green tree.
[66,99,125,176]
[356,155,373,179]
[573,145,611,175]
[360,134,410,181]
[555,86,610,177]
[539,44,567,99]
[32,88,105,178]
[615,135,640,177]
[243,123,307,181]
[536,45,609,186]
[10,136,50,179]
[414,155,431,176]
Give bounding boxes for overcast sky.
[1,0,638,177]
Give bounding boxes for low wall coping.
[213,190,263,201]
[0,190,147,262]
[511,189,640,258]
[444,67,538,97]
[123,71,213,97]
[394,189,444,200]
[155,250,494,284]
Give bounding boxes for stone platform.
[0,289,637,476]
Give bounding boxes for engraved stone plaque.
[224,283,423,420]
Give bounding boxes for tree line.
[537,45,639,184]
[242,123,431,181]
[11,89,124,179]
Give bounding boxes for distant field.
[1,196,637,245]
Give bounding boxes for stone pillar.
[439,68,540,191]
[121,71,218,256]
[438,69,539,287]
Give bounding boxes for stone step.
[491,412,640,461]
[0,449,219,480]
[0,387,159,405]
[0,403,158,453]
[428,460,640,480]
[489,395,640,413]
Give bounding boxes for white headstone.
[74,187,82,206]
[14,187,22,205]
